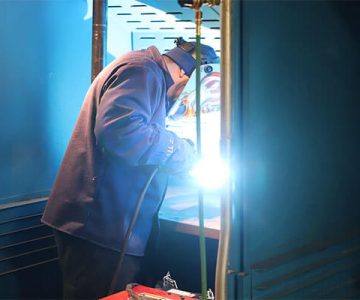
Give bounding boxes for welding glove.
[163,137,196,176]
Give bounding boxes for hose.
[108,165,160,295]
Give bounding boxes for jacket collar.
[147,46,174,91]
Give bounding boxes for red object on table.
[101,284,198,300]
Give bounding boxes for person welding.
[41,38,218,299]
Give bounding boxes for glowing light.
[84,0,92,20]
[190,157,229,190]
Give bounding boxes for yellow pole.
[215,0,232,299]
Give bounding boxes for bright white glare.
[190,157,229,190]
[84,0,92,20]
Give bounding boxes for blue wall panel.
[0,0,91,204]
[235,1,360,298]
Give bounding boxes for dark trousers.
[53,230,158,299]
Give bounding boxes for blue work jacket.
[42,47,194,256]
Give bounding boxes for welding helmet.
[164,37,219,77]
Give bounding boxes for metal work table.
[159,186,221,240]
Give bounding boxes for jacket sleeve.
[94,63,194,174]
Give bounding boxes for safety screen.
[107,0,220,56]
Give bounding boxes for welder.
[41,38,218,299]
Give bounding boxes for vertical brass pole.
[215,0,232,298]
[91,0,108,82]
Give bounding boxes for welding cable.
[108,165,160,295]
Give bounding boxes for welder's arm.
[94,64,194,174]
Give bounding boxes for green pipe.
[195,8,208,300]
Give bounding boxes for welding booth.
[1,0,360,299]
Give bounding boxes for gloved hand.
[183,138,195,149]
[163,137,196,176]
